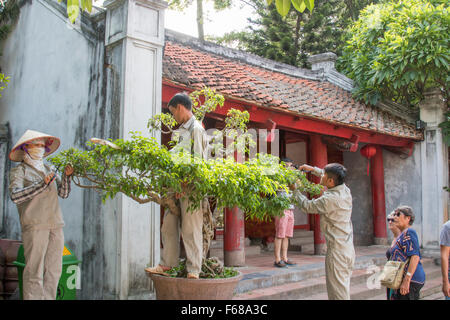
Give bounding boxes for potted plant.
[50,87,322,299]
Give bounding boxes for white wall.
[0,0,96,249]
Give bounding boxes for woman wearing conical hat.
[8,130,73,300]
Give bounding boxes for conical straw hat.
[9,130,60,162]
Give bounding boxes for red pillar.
[370,145,388,244]
[309,135,327,255]
[224,206,246,266]
[223,150,246,267]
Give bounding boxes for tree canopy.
[338,0,449,107]
[50,88,322,222]
[213,0,377,68]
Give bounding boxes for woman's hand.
[399,277,411,296]
[65,165,74,177]
[443,281,450,298]
[44,172,56,185]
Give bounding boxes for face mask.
[27,147,45,160]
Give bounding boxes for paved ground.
[231,245,447,300]
[235,245,387,276]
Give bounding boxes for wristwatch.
[406,272,412,278]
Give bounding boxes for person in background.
[439,220,450,300]
[385,211,401,300]
[273,158,297,268]
[8,130,73,300]
[291,163,355,300]
[388,206,425,300]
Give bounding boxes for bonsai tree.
[49,87,322,278]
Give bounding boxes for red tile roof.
[162,39,422,141]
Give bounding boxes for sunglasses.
[394,211,411,218]
[387,218,395,223]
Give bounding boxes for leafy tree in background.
[168,0,233,41]
[213,0,377,68]
[0,0,20,95]
[339,0,449,107]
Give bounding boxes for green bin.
[13,244,81,300]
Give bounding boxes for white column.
[104,0,167,299]
[419,88,448,250]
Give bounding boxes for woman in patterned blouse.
[388,206,426,300]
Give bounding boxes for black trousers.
[392,282,424,300]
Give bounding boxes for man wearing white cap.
[8,130,73,300]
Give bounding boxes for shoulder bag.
[379,257,410,289]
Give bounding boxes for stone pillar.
[103,0,167,299]
[419,88,448,249]
[371,145,387,245]
[309,134,327,255]
[308,52,337,73]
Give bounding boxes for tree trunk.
[293,11,302,66]
[202,198,215,258]
[197,0,205,41]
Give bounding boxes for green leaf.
[291,0,306,13]
[67,0,80,24]
[85,0,92,13]
[304,0,314,11]
[275,0,291,17]
[267,0,273,5]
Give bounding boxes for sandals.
[283,259,297,266]
[144,265,171,276]
[274,261,287,268]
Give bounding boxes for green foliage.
[0,0,21,40]
[57,0,92,24]
[439,112,450,146]
[339,0,449,107]
[49,88,323,222]
[0,72,10,96]
[268,0,314,16]
[0,0,20,98]
[166,257,239,278]
[213,0,378,68]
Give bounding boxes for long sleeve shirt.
[9,162,71,231]
[170,115,208,159]
[293,167,355,256]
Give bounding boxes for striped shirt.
[9,162,71,231]
[10,163,71,204]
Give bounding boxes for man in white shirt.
[440,220,450,300]
[145,93,208,279]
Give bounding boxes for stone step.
[290,237,314,246]
[233,253,388,297]
[368,276,444,300]
[293,230,314,238]
[233,256,439,300]
[234,267,382,300]
[420,276,445,299]
[421,291,447,300]
[365,263,442,300]
[208,240,261,259]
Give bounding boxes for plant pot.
[147,272,243,300]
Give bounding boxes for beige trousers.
[161,197,203,275]
[22,228,64,300]
[325,250,355,300]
